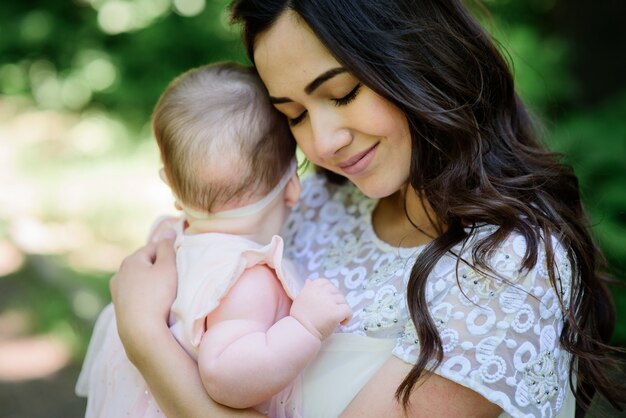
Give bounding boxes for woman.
[109,0,624,417]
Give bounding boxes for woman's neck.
[371,185,442,248]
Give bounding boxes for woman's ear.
[284,173,301,208]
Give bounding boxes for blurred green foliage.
[1,0,246,130]
[1,0,625,355]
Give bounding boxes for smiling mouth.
[338,143,379,169]
[337,142,380,175]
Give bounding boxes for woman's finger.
[153,238,176,270]
[122,241,158,267]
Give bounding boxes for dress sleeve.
[392,230,574,418]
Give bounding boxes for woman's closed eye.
[289,110,307,126]
[332,83,361,106]
[288,83,362,127]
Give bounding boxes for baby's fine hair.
[152,62,295,213]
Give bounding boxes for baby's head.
[153,62,295,216]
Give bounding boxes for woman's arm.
[340,356,502,418]
[109,238,266,418]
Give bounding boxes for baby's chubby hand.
[289,279,352,341]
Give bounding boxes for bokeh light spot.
[29,59,56,85]
[83,57,117,91]
[136,0,172,23]
[61,77,92,110]
[0,335,71,382]
[68,116,116,155]
[98,1,134,34]
[20,10,53,43]
[0,64,28,94]
[34,77,63,110]
[0,310,32,339]
[73,289,104,320]
[10,217,92,255]
[29,60,62,109]
[173,0,205,17]
[0,240,24,277]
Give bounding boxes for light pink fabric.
[76,217,303,418]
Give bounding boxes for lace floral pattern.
[282,173,573,418]
[522,350,559,405]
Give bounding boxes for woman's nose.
[309,110,352,160]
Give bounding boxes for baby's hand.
[290,279,352,341]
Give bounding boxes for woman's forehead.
[253,11,341,95]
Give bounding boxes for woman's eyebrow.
[305,67,346,94]
[269,67,347,104]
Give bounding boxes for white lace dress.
[282,173,576,418]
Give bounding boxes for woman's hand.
[109,234,177,362]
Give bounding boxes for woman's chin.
[352,179,403,200]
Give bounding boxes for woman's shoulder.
[396,226,575,417]
[422,227,573,341]
[431,225,572,297]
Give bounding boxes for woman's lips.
[339,143,379,175]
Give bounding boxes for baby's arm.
[198,266,351,409]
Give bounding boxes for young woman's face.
[254,11,412,199]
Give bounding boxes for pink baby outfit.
[76,217,303,418]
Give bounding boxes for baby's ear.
[284,173,301,208]
[159,168,170,186]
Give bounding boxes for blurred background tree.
[0,0,624,416]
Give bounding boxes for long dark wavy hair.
[230,0,624,414]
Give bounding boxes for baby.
[76,62,352,418]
